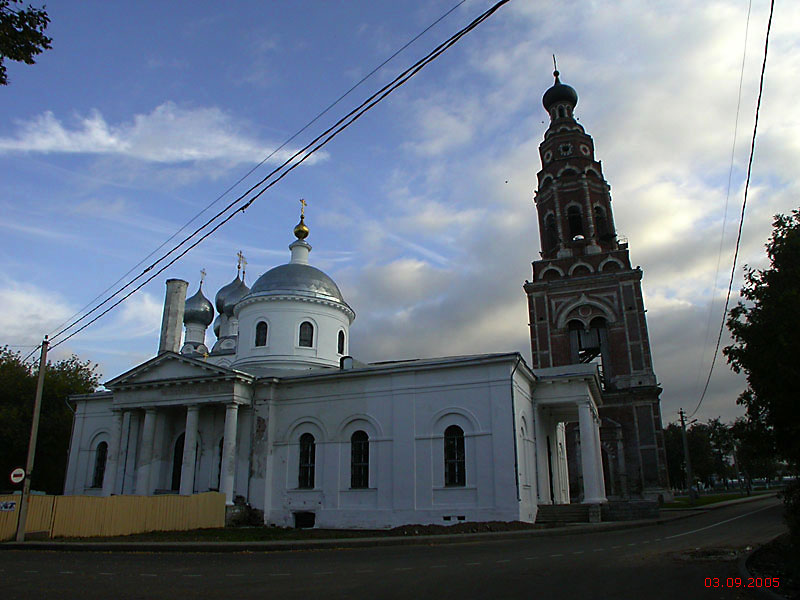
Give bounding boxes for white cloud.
[0,281,76,345]
[0,102,328,167]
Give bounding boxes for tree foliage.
[724,210,800,467]
[0,346,100,494]
[0,0,52,85]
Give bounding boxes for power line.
[45,0,466,339]
[693,0,752,400]
[689,0,774,419]
[47,1,467,340]
[48,0,512,351]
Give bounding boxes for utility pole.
[679,408,695,505]
[15,336,48,542]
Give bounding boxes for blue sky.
[1,0,798,426]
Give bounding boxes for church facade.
[62,72,668,528]
[64,214,606,528]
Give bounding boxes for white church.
[63,208,607,529]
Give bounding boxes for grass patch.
[663,488,774,509]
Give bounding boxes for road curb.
[737,535,787,600]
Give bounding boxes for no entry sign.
[10,468,25,484]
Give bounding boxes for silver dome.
[223,277,251,316]
[249,263,345,303]
[215,275,241,314]
[184,284,214,326]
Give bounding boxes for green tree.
[706,417,734,486]
[730,414,778,487]
[687,422,716,487]
[0,346,100,494]
[724,210,800,467]
[663,423,686,489]
[0,0,52,85]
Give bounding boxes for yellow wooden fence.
[0,492,225,541]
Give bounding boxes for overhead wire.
[689,0,774,419]
[692,0,752,400]
[47,0,512,351]
[47,0,467,340]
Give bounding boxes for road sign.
[10,467,25,484]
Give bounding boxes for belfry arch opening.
[568,317,611,383]
[543,214,558,253]
[567,206,584,239]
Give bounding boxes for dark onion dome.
[542,70,578,112]
[215,275,242,314]
[213,314,221,338]
[184,284,214,327]
[223,277,251,316]
[249,263,345,303]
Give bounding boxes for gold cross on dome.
[299,198,307,217]
[236,250,247,274]
[200,268,206,285]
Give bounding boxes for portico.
[534,365,607,506]
[96,354,255,504]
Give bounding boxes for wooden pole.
[15,336,48,542]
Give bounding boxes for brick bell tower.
[524,70,669,501]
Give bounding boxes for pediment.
[106,352,236,389]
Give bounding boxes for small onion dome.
[223,277,251,317]
[293,215,309,240]
[542,70,578,112]
[213,314,221,338]
[215,275,242,314]
[184,284,214,327]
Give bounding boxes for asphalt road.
[0,496,787,600]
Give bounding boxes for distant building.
[524,71,670,501]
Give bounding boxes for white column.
[180,405,200,495]
[149,411,166,492]
[556,423,570,503]
[102,410,124,496]
[135,408,157,495]
[220,403,239,505]
[578,402,606,504]
[534,411,552,505]
[592,413,607,501]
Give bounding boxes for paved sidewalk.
[0,491,777,553]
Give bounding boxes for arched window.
[542,268,561,281]
[299,321,314,347]
[255,321,268,347]
[92,441,108,488]
[337,330,345,355]
[350,431,369,489]
[544,214,558,252]
[567,206,584,239]
[571,265,591,277]
[171,433,185,491]
[299,433,315,489]
[558,106,565,118]
[595,206,611,240]
[444,425,466,487]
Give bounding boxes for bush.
[782,480,800,545]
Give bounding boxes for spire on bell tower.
[533,69,618,259]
